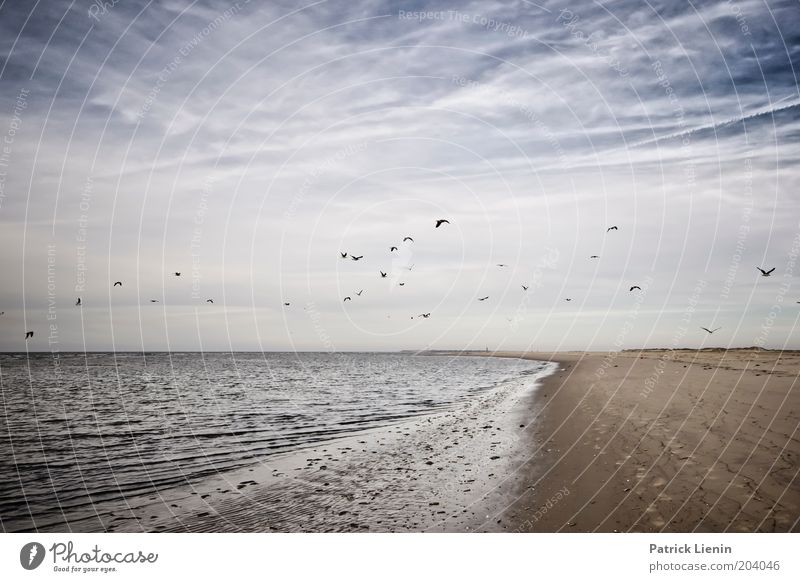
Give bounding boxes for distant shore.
[475,349,799,532]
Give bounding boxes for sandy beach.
[493,349,800,533]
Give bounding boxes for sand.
[491,349,800,533]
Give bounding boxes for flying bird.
[25,331,34,339]
[589,255,599,259]
[283,302,290,306]
[419,313,431,318]
[435,219,450,228]
[351,255,364,261]
[403,237,414,242]
[343,296,352,302]
[149,299,159,303]
[478,296,489,301]
[174,272,181,277]
[701,327,721,334]
[565,298,572,302]
[398,283,405,286]
[206,299,214,303]
[75,297,81,306]
[340,252,348,259]
[629,286,642,292]
[607,226,618,232]
[380,271,387,278]
[113,281,122,287]
[390,246,398,252]
[757,267,775,277]
[356,290,363,296]
[497,264,508,267]
[521,285,529,291]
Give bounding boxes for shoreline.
[477,349,799,532]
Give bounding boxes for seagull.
[351,255,364,261]
[497,264,508,267]
[521,285,529,291]
[283,302,290,306]
[380,271,387,278]
[589,255,599,259]
[113,281,122,287]
[757,267,775,277]
[343,296,352,302]
[25,331,34,339]
[398,283,405,286]
[629,286,642,292]
[390,246,398,252]
[435,219,450,228]
[403,237,414,242]
[206,299,214,303]
[174,272,181,277]
[700,327,721,334]
[419,313,431,318]
[149,299,159,303]
[607,226,618,232]
[356,290,363,296]
[478,296,489,301]
[75,297,81,306]
[565,298,572,302]
[340,252,348,259]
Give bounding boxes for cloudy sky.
[0,0,798,351]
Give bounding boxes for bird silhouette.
[419,313,431,318]
[435,219,450,228]
[206,299,214,303]
[380,271,387,278]
[701,327,721,334]
[497,264,508,267]
[149,299,159,303]
[629,286,642,292]
[607,226,618,232]
[521,285,529,291]
[351,255,364,261]
[25,331,34,339]
[343,296,352,302]
[340,252,347,259]
[283,302,290,306]
[565,298,572,302]
[757,267,775,277]
[113,281,122,287]
[589,255,599,259]
[356,290,363,296]
[390,246,398,252]
[478,296,489,301]
[398,283,405,286]
[403,237,414,242]
[174,272,181,277]
[75,297,81,306]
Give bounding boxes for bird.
[607,226,618,232]
[757,267,775,277]
[25,331,34,339]
[565,298,572,302]
[206,299,214,303]
[380,271,387,278]
[343,296,352,302]
[478,296,489,301]
[75,297,81,306]
[497,264,508,267]
[351,255,364,261]
[398,283,405,286]
[419,313,431,318]
[356,290,363,296]
[629,286,642,292]
[589,255,599,259]
[283,302,290,306]
[113,281,122,287]
[403,237,414,242]
[174,272,181,277]
[340,252,348,259]
[701,327,721,334]
[149,299,159,303]
[435,219,450,228]
[390,246,398,252]
[521,285,529,291]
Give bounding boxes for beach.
[492,349,800,533]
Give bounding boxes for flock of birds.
[6,218,787,342]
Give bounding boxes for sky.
[0,0,798,352]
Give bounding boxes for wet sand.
[491,349,800,532]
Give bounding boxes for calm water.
[0,352,549,531]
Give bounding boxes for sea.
[0,352,552,532]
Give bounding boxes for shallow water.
[0,352,549,531]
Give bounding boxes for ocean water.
[0,352,550,531]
